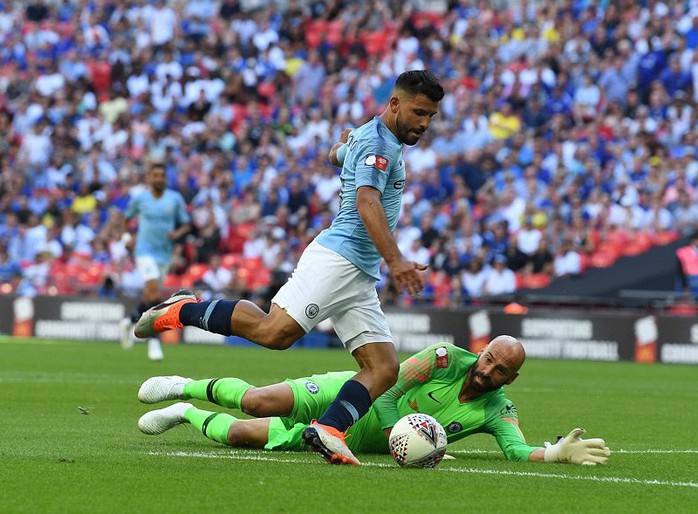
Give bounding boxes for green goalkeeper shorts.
[264,370,354,451]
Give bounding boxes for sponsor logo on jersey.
[394,180,405,190]
[447,421,463,434]
[305,381,319,394]
[499,403,518,417]
[364,154,389,171]
[435,346,449,368]
[305,303,319,319]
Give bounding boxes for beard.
[395,114,422,146]
[469,370,493,392]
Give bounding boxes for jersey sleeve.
[373,343,451,431]
[336,143,348,166]
[484,397,540,462]
[353,136,392,195]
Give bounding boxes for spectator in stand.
[598,56,630,107]
[0,244,20,284]
[572,73,601,124]
[671,190,698,236]
[488,102,520,141]
[515,216,543,268]
[482,254,517,297]
[676,234,698,298]
[660,57,692,99]
[526,237,554,276]
[553,239,582,279]
[200,254,234,299]
[461,256,489,301]
[4,0,698,308]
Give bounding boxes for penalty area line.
[148,451,698,489]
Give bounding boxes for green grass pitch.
[2,337,697,513]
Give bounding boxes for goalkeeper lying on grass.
[138,335,610,465]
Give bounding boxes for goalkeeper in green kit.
[137,335,610,465]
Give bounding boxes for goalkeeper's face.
[468,337,525,393]
[469,354,515,392]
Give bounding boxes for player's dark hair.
[394,70,445,102]
[149,161,166,172]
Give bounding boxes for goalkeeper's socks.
[179,300,238,336]
[184,406,236,445]
[183,378,252,409]
[316,380,371,432]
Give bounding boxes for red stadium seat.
[221,253,242,270]
[594,240,623,258]
[163,274,183,289]
[653,231,680,246]
[589,250,617,268]
[361,31,390,55]
[186,263,209,283]
[522,273,551,289]
[579,253,591,272]
[249,267,271,291]
[326,20,344,46]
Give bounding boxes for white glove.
[544,428,611,466]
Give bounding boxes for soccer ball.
[389,413,448,468]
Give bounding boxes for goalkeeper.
[137,335,610,465]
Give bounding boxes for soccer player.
[134,70,445,464]
[120,162,190,361]
[137,336,611,466]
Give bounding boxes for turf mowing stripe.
[149,451,698,489]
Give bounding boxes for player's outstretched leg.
[139,404,277,450]
[139,403,238,445]
[138,375,194,403]
[302,423,361,465]
[134,290,198,338]
[138,402,194,435]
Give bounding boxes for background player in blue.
[135,70,445,464]
[120,162,190,361]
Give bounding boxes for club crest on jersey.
[305,381,319,394]
[447,421,463,434]
[435,346,449,368]
[364,154,388,171]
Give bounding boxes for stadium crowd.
[1,0,698,306]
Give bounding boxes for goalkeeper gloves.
[543,427,611,466]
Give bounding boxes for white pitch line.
[450,449,698,455]
[149,451,698,489]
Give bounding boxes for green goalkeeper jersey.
[345,343,538,461]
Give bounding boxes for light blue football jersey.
[125,189,189,266]
[315,116,406,280]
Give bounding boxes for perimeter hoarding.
[1,295,697,364]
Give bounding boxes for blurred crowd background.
[1,0,697,307]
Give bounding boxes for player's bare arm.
[168,222,191,241]
[356,185,427,296]
[328,128,352,167]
